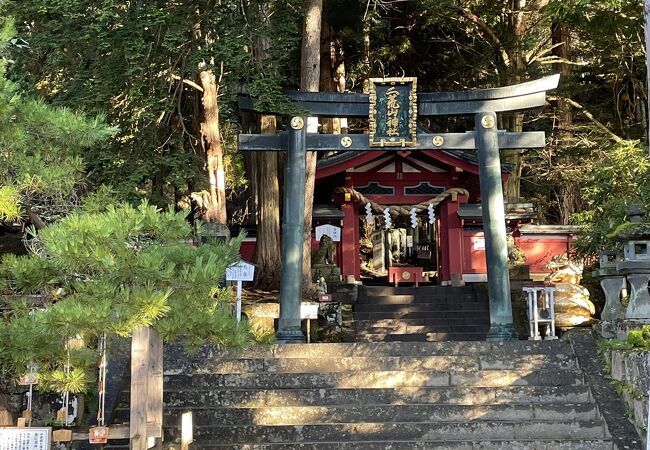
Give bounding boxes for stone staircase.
[123,340,614,449]
[354,285,491,342]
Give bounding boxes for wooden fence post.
[130,327,163,450]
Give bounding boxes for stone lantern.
[613,204,650,323]
[592,251,625,338]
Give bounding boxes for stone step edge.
[177,419,608,427]
[171,439,614,450]
[115,402,600,412]
[164,354,578,369]
[180,420,608,438]
[162,342,573,360]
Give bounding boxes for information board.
[315,224,341,242]
[473,238,485,251]
[225,260,255,282]
[0,427,51,450]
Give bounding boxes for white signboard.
[0,427,51,450]
[226,260,255,282]
[473,238,485,251]
[315,224,341,242]
[300,303,319,320]
[406,236,413,248]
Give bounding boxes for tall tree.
[251,2,282,290]
[301,0,323,297]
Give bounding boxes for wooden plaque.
[89,426,109,444]
[369,77,417,147]
[52,429,72,442]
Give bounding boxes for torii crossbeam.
[239,74,559,343]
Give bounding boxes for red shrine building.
[241,148,575,284]
[314,150,574,284]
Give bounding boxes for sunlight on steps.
[128,340,616,449]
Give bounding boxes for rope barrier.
[333,186,469,217]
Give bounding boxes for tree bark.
[501,0,528,203]
[253,116,282,290]
[301,0,322,298]
[552,20,575,224]
[250,2,282,290]
[199,64,227,224]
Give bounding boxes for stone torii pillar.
[475,112,516,340]
[276,117,307,342]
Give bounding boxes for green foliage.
[0,202,268,394]
[598,325,650,354]
[626,326,650,351]
[0,18,115,224]
[3,0,303,205]
[572,140,650,255]
[0,185,21,221]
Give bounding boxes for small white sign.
[0,427,51,450]
[406,236,413,248]
[226,260,255,282]
[315,224,341,242]
[300,303,319,319]
[473,238,485,251]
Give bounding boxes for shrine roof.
[316,148,512,178]
[458,203,536,221]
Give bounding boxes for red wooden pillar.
[440,194,467,284]
[341,202,360,281]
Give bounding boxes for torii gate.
[238,75,559,343]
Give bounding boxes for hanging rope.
[334,186,469,217]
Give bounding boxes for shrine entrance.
[239,75,559,343]
[313,142,505,284]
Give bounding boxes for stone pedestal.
[591,268,625,321]
[618,260,650,319]
[311,264,342,283]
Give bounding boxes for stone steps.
[354,311,490,320]
[162,341,574,360]
[162,353,577,374]
[160,385,593,407]
[162,368,585,390]
[159,403,601,425]
[361,286,475,296]
[355,322,490,334]
[353,285,490,343]
[180,440,615,450]
[354,303,490,313]
[175,420,608,444]
[109,341,611,448]
[357,332,490,342]
[357,295,482,305]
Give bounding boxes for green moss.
[598,325,650,353]
[608,221,650,240]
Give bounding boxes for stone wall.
[604,348,650,442]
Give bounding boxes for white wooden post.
[236,281,243,322]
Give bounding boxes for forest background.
[1,0,648,291]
